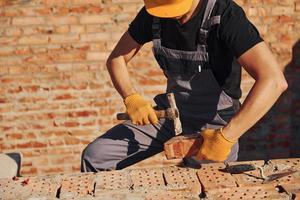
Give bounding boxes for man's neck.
[178,0,203,24]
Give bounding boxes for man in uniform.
[81,0,287,172]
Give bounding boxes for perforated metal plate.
[60,173,95,199]
[206,184,290,200]
[94,170,131,196]
[129,168,165,190]
[163,166,201,193]
[197,163,237,190]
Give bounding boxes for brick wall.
[0,0,299,175]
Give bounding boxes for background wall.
[0,0,299,175]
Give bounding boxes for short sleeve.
[128,7,153,45]
[219,1,263,58]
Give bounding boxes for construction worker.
[81,0,287,172]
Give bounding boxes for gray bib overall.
[81,0,239,172]
[153,0,240,133]
[152,0,240,161]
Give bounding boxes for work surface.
[0,158,300,200]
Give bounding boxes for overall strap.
[198,0,221,47]
[152,17,161,47]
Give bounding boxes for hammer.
[117,93,182,135]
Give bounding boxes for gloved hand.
[124,93,158,125]
[196,128,236,162]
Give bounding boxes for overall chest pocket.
[160,56,207,81]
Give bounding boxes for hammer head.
[166,93,182,135]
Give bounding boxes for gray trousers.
[81,118,238,172]
[81,118,176,172]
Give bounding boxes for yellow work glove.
[196,128,236,162]
[124,93,158,125]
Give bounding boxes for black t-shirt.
[128,0,263,99]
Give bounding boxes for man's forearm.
[223,75,287,141]
[106,56,136,99]
[105,31,142,99]
[222,42,288,141]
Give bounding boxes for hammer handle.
[117,110,167,120]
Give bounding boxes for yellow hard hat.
[144,0,194,18]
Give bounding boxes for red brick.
[0,18,11,29]
[48,33,79,44]
[66,121,80,127]
[35,7,52,15]
[94,190,146,200]
[54,93,74,100]
[129,168,165,190]
[43,0,70,5]
[163,166,201,193]
[164,134,203,159]
[94,170,131,196]
[4,27,22,36]
[68,5,87,13]
[86,51,109,61]
[53,25,70,34]
[50,155,78,165]
[49,139,65,146]
[145,190,200,200]
[54,51,86,62]
[197,163,237,191]
[15,47,32,55]
[18,35,48,45]
[271,6,294,15]
[0,178,30,199]
[0,55,23,66]
[206,184,290,199]
[80,32,110,42]
[60,173,95,198]
[16,141,47,149]
[47,147,73,155]
[70,0,102,4]
[64,136,81,145]
[68,110,97,118]
[5,133,23,140]
[46,16,78,25]
[86,5,103,13]
[21,167,38,175]
[0,7,21,17]
[70,25,85,33]
[0,47,15,57]
[12,16,45,25]
[79,14,112,24]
